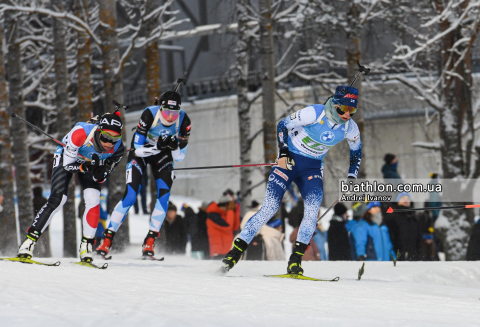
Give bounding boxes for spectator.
[224,189,241,230]
[417,202,436,261]
[0,188,4,214]
[428,173,442,221]
[260,217,285,261]
[346,201,366,260]
[290,214,320,261]
[382,153,401,180]
[240,200,265,260]
[313,212,328,261]
[352,201,396,261]
[467,218,480,260]
[328,203,351,261]
[384,192,421,261]
[159,202,187,255]
[133,172,149,215]
[206,194,240,259]
[191,202,210,259]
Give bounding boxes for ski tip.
[386,207,394,213]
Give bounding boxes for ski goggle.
[336,104,357,116]
[161,107,180,119]
[99,130,122,144]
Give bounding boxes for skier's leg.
[142,169,173,256]
[107,155,145,232]
[96,155,145,256]
[222,167,293,270]
[18,156,72,258]
[287,173,323,275]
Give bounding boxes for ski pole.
[11,112,67,147]
[386,204,480,214]
[173,162,276,171]
[349,60,370,87]
[317,197,340,223]
[174,78,188,92]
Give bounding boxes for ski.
[0,257,61,266]
[73,261,108,269]
[216,265,229,275]
[141,255,164,261]
[264,274,340,282]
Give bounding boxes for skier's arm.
[277,105,322,148]
[102,142,124,178]
[134,109,155,149]
[172,113,191,162]
[62,127,87,173]
[346,121,362,179]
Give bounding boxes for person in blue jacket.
[352,201,396,261]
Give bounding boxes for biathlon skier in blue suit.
[222,86,362,275]
[96,91,191,258]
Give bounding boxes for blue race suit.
[239,104,361,245]
[108,106,191,233]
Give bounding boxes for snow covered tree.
[385,0,480,260]
[0,14,18,255]
[4,9,34,240]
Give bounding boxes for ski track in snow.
[1,254,479,327]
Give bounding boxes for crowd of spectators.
[146,152,479,261]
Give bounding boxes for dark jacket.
[381,163,401,180]
[328,215,351,261]
[189,207,210,259]
[384,203,421,261]
[160,215,187,255]
[467,220,480,261]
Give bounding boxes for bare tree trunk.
[146,0,161,220]
[99,0,129,250]
[236,0,252,217]
[346,0,366,179]
[5,11,34,241]
[258,0,277,176]
[75,0,93,122]
[52,0,75,257]
[0,19,18,255]
[433,1,474,260]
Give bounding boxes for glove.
[135,144,160,157]
[277,147,295,170]
[81,154,100,173]
[157,135,178,151]
[92,163,108,182]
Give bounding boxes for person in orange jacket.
[206,194,240,259]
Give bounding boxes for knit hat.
[99,112,123,135]
[384,153,396,165]
[334,203,347,216]
[218,195,231,206]
[352,202,366,217]
[366,201,381,211]
[267,218,282,228]
[332,86,359,108]
[251,200,260,209]
[396,192,411,203]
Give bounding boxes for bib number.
[126,167,133,184]
[53,153,61,168]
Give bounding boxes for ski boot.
[17,228,41,259]
[80,237,95,263]
[287,241,308,275]
[96,230,115,256]
[142,231,159,256]
[221,238,248,272]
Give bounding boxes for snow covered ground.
[5,193,479,326]
[1,255,479,327]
